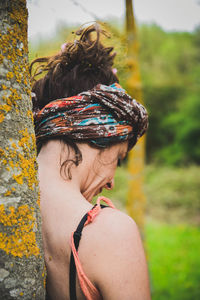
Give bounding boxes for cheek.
[102,163,117,179]
[95,151,118,180]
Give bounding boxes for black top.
[69,204,107,300]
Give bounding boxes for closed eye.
[117,158,121,167]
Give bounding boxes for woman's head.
[30,23,148,183]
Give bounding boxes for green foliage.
[143,85,184,162]
[138,24,197,86]
[146,221,200,300]
[157,92,200,165]
[144,164,200,223]
[138,24,200,165]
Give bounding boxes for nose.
[105,179,114,190]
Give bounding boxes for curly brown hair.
[30,23,119,111]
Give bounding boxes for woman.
[31,23,151,300]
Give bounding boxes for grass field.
[100,164,200,300]
[146,221,200,300]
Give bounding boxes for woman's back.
[38,144,93,299]
[38,142,150,300]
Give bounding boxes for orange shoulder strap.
[70,196,115,300]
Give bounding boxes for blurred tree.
[125,0,146,234]
[138,24,200,166]
[157,91,200,165]
[0,0,45,298]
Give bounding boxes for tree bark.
[0,0,45,299]
[125,0,146,235]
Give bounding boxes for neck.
[37,140,97,211]
[38,140,80,180]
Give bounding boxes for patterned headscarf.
[34,83,148,150]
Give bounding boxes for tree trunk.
[125,0,146,236]
[0,1,45,299]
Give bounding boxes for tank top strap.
[69,196,115,300]
[85,196,115,226]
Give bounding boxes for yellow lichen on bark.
[0,204,40,257]
[4,190,12,196]
[0,87,22,121]
[1,129,38,190]
[0,0,30,122]
[18,128,38,190]
[10,0,28,52]
[27,110,34,124]
[0,113,5,123]
[13,173,24,185]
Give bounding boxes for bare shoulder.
[82,207,141,256]
[80,207,151,300]
[92,207,142,246]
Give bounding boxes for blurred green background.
[29,16,200,300]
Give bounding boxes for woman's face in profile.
[81,141,128,202]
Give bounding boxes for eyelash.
[117,159,121,167]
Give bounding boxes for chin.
[94,188,102,197]
[87,197,92,203]
[85,194,94,203]
[83,188,102,202]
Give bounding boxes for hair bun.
[30,22,119,110]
